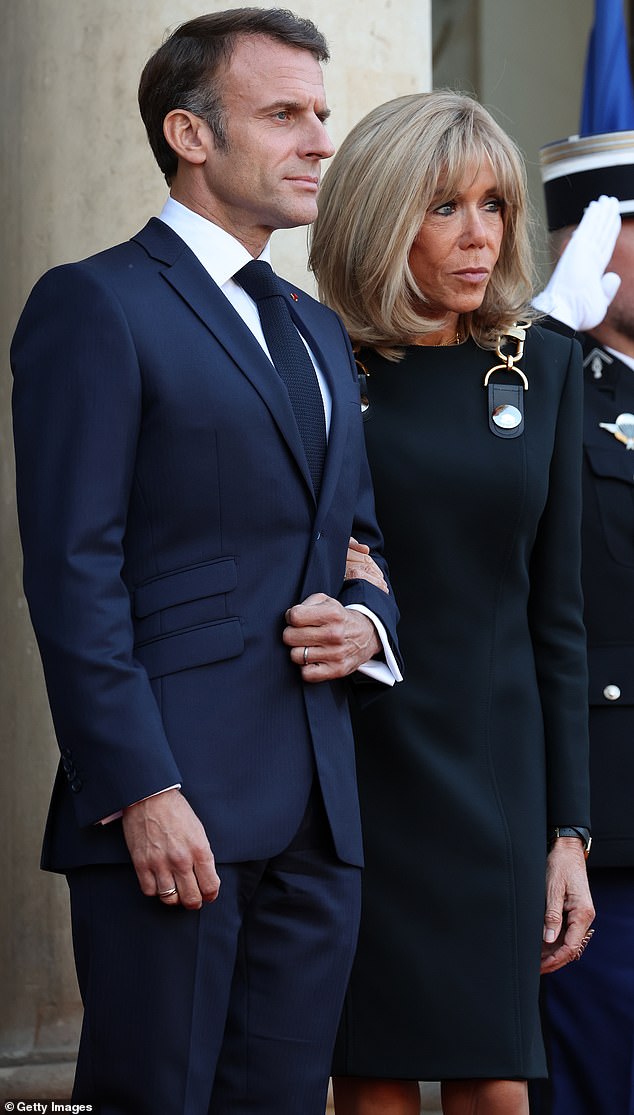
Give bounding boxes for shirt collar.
[605,345,634,373]
[157,196,272,286]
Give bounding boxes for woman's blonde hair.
[309,90,537,358]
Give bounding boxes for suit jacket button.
[603,684,621,701]
[70,777,83,792]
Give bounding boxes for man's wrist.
[99,784,182,825]
[345,604,402,684]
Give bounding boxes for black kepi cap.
[540,130,634,230]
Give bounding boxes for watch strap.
[550,825,592,858]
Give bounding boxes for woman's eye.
[434,202,455,216]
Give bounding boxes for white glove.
[533,194,622,331]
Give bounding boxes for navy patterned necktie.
[235,259,326,498]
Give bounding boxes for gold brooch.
[484,323,530,439]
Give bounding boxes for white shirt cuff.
[98,784,182,825]
[346,604,402,685]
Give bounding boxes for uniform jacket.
[546,320,634,865]
[577,333,634,866]
[11,218,401,872]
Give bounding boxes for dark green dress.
[334,328,590,1080]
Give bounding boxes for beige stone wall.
[0,0,430,1100]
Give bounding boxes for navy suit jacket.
[11,219,400,872]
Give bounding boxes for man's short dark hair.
[138,7,330,185]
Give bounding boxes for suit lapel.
[133,220,314,496]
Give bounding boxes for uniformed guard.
[530,130,634,1115]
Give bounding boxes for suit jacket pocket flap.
[135,618,244,678]
[134,558,237,618]
[585,444,634,485]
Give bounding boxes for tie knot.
[234,259,282,303]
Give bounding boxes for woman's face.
[409,161,505,324]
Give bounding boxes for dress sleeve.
[527,335,590,828]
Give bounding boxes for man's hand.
[540,838,595,974]
[345,536,389,593]
[533,194,621,331]
[283,593,381,682]
[122,787,221,909]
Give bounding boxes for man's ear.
[163,110,208,167]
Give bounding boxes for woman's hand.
[345,537,389,593]
[540,838,595,974]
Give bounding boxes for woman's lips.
[454,268,489,282]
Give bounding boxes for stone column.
[0,0,430,1101]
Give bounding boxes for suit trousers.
[530,868,634,1115]
[68,787,361,1115]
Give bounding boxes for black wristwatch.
[549,826,592,858]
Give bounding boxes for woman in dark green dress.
[310,91,595,1115]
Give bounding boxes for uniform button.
[70,778,83,793]
[603,684,621,701]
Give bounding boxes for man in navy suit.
[11,10,401,1114]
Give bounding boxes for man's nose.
[304,117,335,161]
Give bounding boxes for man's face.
[605,218,634,341]
[196,35,335,253]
